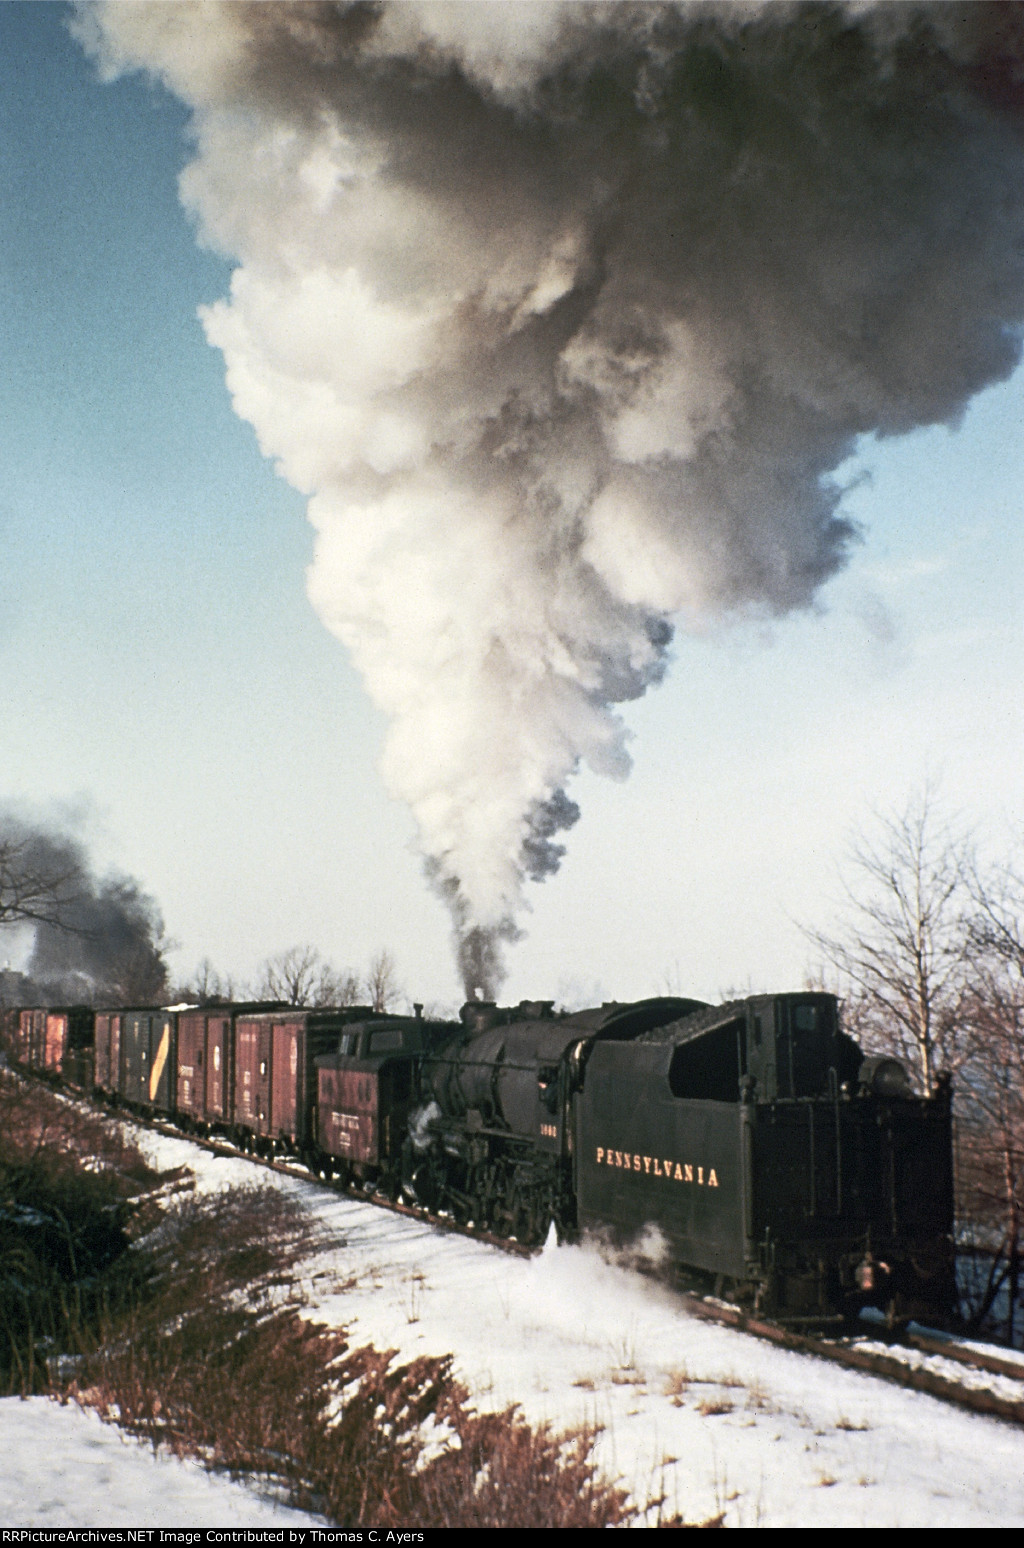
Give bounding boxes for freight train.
[2,989,955,1325]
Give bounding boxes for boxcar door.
[255,1021,273,1138]
[206,1015,231,1123]
[269,1018,301,1147]
[235,1020,260,1132]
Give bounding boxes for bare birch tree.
[968,855,1024,976]
[803,792,973,1095]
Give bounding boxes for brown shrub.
[0,1072,160,1393]
[67,1186,651,1526]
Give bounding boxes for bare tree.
[255,945,362,1009]
[365,948,401,1013]
[968,855,1024,976]
[803,791,973,1095]
[957,858,1024,1340]
[956,957,1024,1340]
[317,961,364,1009]
[0,826,84,931]
[179,957,236,1006]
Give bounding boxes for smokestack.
[78,2,1024,994]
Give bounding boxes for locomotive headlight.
[858,1055,913,1098]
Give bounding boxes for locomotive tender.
[6,987,955,1324]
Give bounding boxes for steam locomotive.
[4,989,955,1324]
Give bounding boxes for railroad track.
[51,1081,1024,1427]
[676,1292,1024,1428]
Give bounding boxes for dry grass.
[744,1377,776,1413]
[835,1414,871,1432]
[0,1069,157,1186]
[665,1368,690,1405]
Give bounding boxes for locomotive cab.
[744,994,862,1101]
[665,994,861,1105]
[315,1012,458,1188]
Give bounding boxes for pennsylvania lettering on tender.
[595,1147,719,1186]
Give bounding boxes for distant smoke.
[0,811,169,1006]
[79,1,1024,995]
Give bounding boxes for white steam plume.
[78,2,1024,994]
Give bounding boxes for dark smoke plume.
[0,811,169,1007]
[426,859,523,999]
[79,1,1024,987]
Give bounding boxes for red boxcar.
[233,1008,373,1158]
[16,1009,46,1069]
[44,1011,67,1072]
[15,1007,93,1077]
[176,1004,286,1134]
[177,1008,232,1131]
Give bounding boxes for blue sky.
[2,2,1022,1008]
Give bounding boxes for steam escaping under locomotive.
[7,989,955,1324]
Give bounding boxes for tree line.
[183,943,405,1015]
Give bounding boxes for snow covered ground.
[7,1127,1024,1528]
[0,1397,324,1527]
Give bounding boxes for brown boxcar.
[177,1008,231,1130]
[46,1009,93,1075]
[176,1004,286,1134]
[233,1008,373,1157]
[44,1011,66,1071]
[14,1007,93,1076]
